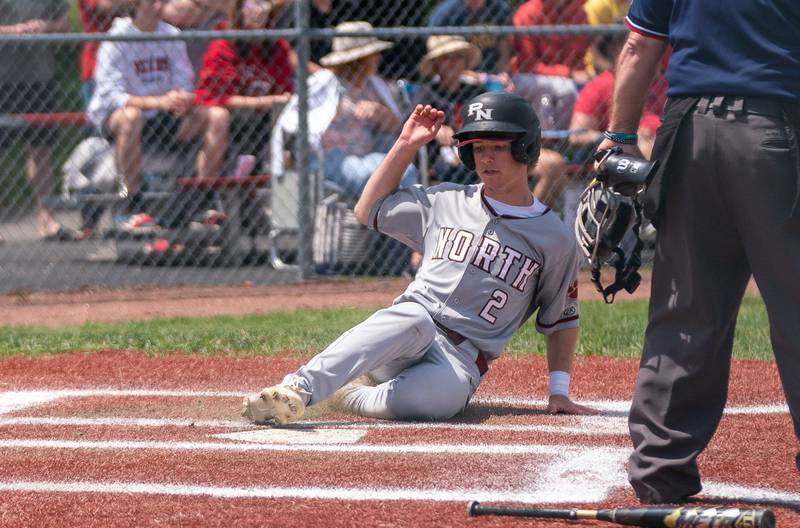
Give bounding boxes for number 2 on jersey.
[479,289,508,324]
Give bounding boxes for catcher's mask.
[452,92,542,170]
[574,148,657,303]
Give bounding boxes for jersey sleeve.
[534,240,581,335]
[625,0,672,39]
[367,184,434,253]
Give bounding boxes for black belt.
[434,320,489,376]
[695,96,788,118]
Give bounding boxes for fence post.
[293,0,313,278]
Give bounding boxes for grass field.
[0,296,772,360]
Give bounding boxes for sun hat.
[419,35,482,76]
[319,21,394,67]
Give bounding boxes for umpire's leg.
[627,107,752,502]
[729,110,800,463]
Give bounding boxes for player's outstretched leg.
[242,302,437,424]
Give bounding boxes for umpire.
[596,1,800,504]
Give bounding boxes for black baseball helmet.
[452,92,542,170]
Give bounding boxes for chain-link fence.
[0,1,656,293]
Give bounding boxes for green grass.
[0,296,772,360]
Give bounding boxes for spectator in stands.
[195,0,293,168]
[568,33,666,159]
[0,1,78,241]
[428,0,512,75]
[316,21,416,198]
[272,0,427,80]
[162,0,232,71]
[411,35,492,185]
[582,0,630,75]
[87,0,230,231]
[78,0,131,109]
[512,0,591,84]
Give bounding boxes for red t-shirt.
[78,0,119,81]
[512,0,589,76]
[573,70,667,135]
[195,36,294,107]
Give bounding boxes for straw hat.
[419,35,482,76]
[319,21,394,67]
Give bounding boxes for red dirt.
[0,351,797,528]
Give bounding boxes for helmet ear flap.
[458,144,475,171]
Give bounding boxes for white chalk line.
[0,389,788,416]
[0,415,629,436]
[0,479,580,505]
[0,479,796,507]
[0,438,626,456]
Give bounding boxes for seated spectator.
[428,0,512,75]
[512,0,591,85]
[411,35,496,185]
[272,0,427,80]
[0,0,78,241]
[568,33,666,159]
[87,0,230,231]
[78,0,131,109]
[582,0,630,75]
[162,0,232,71]
[195,0,293,169]
[314,21,416,199]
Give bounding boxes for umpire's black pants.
[628,96,800,502]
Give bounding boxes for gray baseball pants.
[285,301,483,420]
[628,96,800,502]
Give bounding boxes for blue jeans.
[324,149,418,199]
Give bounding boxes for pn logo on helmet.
[467,102,493,121]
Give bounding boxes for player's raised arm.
[354,105,444,224]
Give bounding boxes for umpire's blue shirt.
[626,0,800,101]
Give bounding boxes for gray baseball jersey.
[283,181,580,420]
[369,182,580,359]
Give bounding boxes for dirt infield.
[0,269,761,328]
[0,351,797,527]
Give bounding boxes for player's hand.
[399,105,445,149]
[547,394,599,415]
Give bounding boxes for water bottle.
[537,93,557,131]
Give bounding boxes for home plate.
[213,428,368,444]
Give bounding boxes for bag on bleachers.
[313,194,371,274]
[62,136,121,195]
[312,193,411,276]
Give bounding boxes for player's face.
[471,139,529,199]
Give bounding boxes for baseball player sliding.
[243,92,597,424]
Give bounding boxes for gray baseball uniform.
[283,182,580,420]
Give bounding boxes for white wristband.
[548,371,571,397]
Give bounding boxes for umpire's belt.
[434,320,489,376]
[695,96,786,118]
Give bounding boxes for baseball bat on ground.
[466,501,776,528]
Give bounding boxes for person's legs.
[729,111,800,462]
[339,333,481,420]
[25,144,60,238]
[628,109,752,502]
[178,106,230,178]
[243,302,438,423]
[325,150,417,198]
[107,106,145,194]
